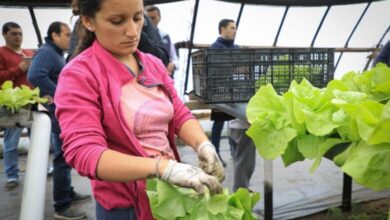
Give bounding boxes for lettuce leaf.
[246,64,390,191]
[0,80,47,113]
[146,179,260,220]
[341,141,390,191]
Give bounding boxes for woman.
[54,0,225,219]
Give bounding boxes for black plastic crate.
[192,48,334,103]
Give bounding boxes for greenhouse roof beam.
[273,6,289,46]
[335,1,372,71]
[183,0,200,95]
[310,5,331,47]
[0,0,384,8]
[236,2,246,30]
[215,0,383,6]
[27,6,43,48]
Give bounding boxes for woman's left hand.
[197,141,225,182]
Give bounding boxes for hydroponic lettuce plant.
[146,178,260,220]
[0,80,47,113]
[246,63,390,191]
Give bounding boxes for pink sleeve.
[54,63,107,179]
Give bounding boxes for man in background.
[28,21,89,220]
[0,22,33,191]
[211,19,256,191]
[209,19,238,167]
[146,5,179,77]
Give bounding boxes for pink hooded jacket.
[55,40,194,219]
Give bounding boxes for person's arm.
[97,150,222,195]
[27,50,57,97]
[96,149,167,181]
[169,41,179,68]
[0,53,28,83]
[167,38,179,73]
[155,62,225,182]
[178,119,209,151]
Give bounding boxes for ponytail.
[71,21,96,59]
[70,0,101,59]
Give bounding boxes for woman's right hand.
[160,160,222,195]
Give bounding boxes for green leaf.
[146,179,260,220]
[310,138,350,173]
[340,71,361,92]
[333,109,360,142]
[225,205,245,220]
[228,188,260,220]
[297,134,324,159]
[247,122,297,159]
[1,80,13,90]
[250,191,261,210]
[303,105,339,136]
[367,101,390,145]
[0,80,47,113]
[332,90,368,104]
[283,92,307,135]
[207,194,229,215]
[247,84,287,125]
[333,142,357,167]
[341,141,390,191]
[153,180,198,219]
[281,138,305,166]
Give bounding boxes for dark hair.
[70,0,102,58]
[47,21,67,41]
[145,5,160,17]
[218,19,235,34]
[2,22,21,34]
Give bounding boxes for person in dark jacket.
[374,41,390,66]
[210,19,239,167]
[27,21,90,220]
[146,5,179,77]
[211,19,257,191]
[139,14,170,67]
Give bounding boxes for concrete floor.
[1,137,389,220]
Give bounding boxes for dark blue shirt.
[211,37,239,49]
[28,37,65,98]
[27,37,66,133]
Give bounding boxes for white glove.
[161,160,222,195]
[197,141,225,182]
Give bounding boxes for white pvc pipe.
[20,111,51,220]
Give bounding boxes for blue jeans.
[3,127,23,180]
[51,131,74,212]
[96,202,136,220]
[211,120,225,155]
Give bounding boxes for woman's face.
[83,0,144,59]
